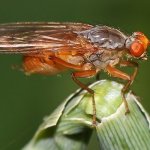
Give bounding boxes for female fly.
[0,22,149,125]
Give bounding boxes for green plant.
[23,80,150,150]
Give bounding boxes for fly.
[0,22,149,126]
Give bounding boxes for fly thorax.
[78,26,127,50]
[86,50,122,69]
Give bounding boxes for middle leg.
[49,56,98,125]
[72,70,98,126]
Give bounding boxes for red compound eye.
[130,41,145,57]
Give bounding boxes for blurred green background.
[0,0,149,149]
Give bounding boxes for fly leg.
[106,61,138,114]
[49,56,98,125]
[120,61,138,85]
[49,56,83,70]
[71,70,97,126]
[95,72,101,81]
[119,61,138,113]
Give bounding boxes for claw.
[125,108,130,115]
[92,120,97,128]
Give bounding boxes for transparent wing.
[0,22,93,54]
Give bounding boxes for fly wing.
[0,22,93,54]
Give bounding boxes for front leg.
[119,60,138,84]
[106,61,138,114]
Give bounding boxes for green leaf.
[23,80,150,150]
[23,86,93,150]
[96,92,150,150]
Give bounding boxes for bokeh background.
[0,0,149,149]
